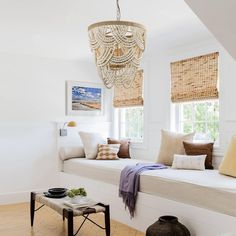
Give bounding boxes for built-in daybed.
[60,158,236,236]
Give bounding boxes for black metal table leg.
[30,192,36,227]
[104,205,110,236]
[63,209,74,236]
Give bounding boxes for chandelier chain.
[116,0,121,21]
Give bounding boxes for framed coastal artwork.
[66,81,104,116]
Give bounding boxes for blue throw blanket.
[119,163,166,217]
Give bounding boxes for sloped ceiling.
[0,0,213,60]
[185,0,236,60]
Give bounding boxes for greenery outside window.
[175,100,219,143]
[118,107,144,142]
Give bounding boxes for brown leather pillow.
[183,141,214,169]
[107,138,131,158]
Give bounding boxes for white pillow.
[59,146,85,160]
[157,130,195,166]
[79,132,106,159]
[171,154,206,170]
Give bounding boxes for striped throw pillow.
[171,154,206,170]
[96,144,120,160]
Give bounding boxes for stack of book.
[63,198,97,209]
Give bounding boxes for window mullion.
[192,102,195,132]
[178,104,182,132]
[205,102,207,135]
[118,107,144,142]
[119,108,122,139]
[138,109,141,139]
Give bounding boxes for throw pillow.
[157,130,195,166]
[96,144,120,160]
[219,136,236,178]
[107,138,131,158]
[183,141,214,169]
[172,154,206,170]
[59,146,85,160]
[79,132,106,159]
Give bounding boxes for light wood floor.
[0,203,145,236]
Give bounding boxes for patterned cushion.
[96,144,120,160]
[172,154,206,170]
[107,138,131,158]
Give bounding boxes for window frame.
[117,106,144,144]
[172,99,219,145]
[112,63,147,149]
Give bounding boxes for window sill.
[130,140,147,149]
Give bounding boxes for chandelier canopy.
[88,0,146,88]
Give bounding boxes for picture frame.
[66,81,104,116]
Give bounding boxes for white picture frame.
[66,81,104,116]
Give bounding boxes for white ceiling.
[0,0,213,60]
[185,0,236,60]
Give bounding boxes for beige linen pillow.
[79,132,106,159]
[172,154,206,170]
[96,144,120,160]
[59,146,85,160]
[157,130,195,165]
[219,136,236,178]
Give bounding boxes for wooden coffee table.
[30,192,110,236]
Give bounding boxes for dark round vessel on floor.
[146,215,191,236]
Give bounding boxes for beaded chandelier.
[88,0,146,88]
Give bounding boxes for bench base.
[60,172,236,236]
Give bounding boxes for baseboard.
[0,189,46,205]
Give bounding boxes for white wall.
[0,53,111,204]
[131,38,236,166]
[1,36,236,204]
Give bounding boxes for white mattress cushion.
[59,146,85,160]
[62,159,236,217]
[63,159,145,185]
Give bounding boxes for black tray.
[44,192,67,198]
[48,188,67,195]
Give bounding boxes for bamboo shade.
[113,70,144,108]
[171,52,219,103]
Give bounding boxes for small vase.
[146,215,191,236]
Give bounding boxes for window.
[174,100,219,143]
[118,107,144,142]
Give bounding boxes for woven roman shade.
[113,70,143,108]
[171,52,219,103]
